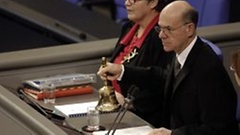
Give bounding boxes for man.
[98,1,239,135]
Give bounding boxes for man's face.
[157,13,191,54]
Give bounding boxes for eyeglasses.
[155,22,191,35]
[125,0,142,5]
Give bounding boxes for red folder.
[24,84,93,100]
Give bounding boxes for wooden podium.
[35,89,150,134]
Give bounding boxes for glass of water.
[87,106,100,131]
[41,83,56,104]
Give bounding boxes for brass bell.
[96,57,120,112]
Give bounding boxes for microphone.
[17,87,65,121]
[105,85,139,135]
[17,87,85,134]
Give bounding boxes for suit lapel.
[173,67,190,93]
[171,37,203,96]
[110,24,133,62]
[110,45,124,62]
[164,58,175,97]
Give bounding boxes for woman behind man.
[108,0,174,127]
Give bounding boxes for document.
[92,126,153,135]
[54,101,98,117]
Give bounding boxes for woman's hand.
[97,62,123,81]
[148,127,172,135]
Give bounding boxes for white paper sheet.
[54,101,98,117]
[92,125,153,135]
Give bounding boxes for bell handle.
[101,57,108,86]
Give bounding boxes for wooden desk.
[67,111,148,135]
[35,89,149,134]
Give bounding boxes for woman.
[108,0,174,127]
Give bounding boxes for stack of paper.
[54,101,98,117]
[24,84,93,100]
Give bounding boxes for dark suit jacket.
[110,21,173,127]
[121,37,239,135]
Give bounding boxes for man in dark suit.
[97,1,239,135]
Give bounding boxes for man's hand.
[148,127,172,135]
[97,62,123,81]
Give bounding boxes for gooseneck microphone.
[17,87,84,135]
[18,87,53,119]
[105,85,139,135]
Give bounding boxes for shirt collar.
[176,36,197,68]
[120,14,159,47]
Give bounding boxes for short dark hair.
[183,7,199,27]
[153,0,175,11]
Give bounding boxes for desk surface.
[35,90,149,134]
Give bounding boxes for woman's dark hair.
[153,0,175,11]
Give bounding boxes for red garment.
[112,14,159,93]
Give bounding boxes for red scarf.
[113,14,159,93]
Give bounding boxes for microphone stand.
[17,87,84,135]
[105,85,138,135]
[18,88,52,119]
